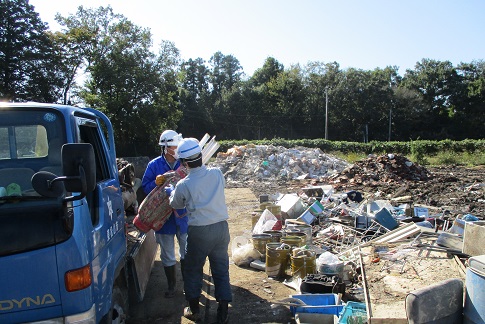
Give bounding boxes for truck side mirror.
[62,143,96,193]
[31,171,65,197]
[32,143,96,202]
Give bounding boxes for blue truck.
[0,102,157,323]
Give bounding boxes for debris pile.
[223,145,484,322]
[210,144,350,185]
[328,153,431,186]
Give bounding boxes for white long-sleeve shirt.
[169,165,229,226]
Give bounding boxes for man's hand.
[164,184,174,196]
[155,175,165,186]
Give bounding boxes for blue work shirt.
[169,165,229,226]
[141,155,188,235]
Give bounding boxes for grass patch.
[332,150,485,167]
[427,150,485,167]
[329,151,367,163]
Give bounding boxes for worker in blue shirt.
[141,130,188,298]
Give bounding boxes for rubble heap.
[329,153,431,186]
[210,144,350,185]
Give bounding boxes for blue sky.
[30,0,484,76]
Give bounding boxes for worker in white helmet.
[141,130,188,298]
[169,137,232,324]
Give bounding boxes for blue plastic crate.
[290,293,344,316]
[338,301,367,324]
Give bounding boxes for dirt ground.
[128,187,295,324]
[127,165,484,324]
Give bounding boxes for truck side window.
[78,124,111,225]
[79,125,109,182]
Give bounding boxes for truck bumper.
[28,304,96,324]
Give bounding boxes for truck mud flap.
[127,229,157,302]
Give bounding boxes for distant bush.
[218,138,485,157]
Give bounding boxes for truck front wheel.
[106,286,129,324]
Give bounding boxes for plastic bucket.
[291,250,316,278]
[464,256,485,324]
[281,235,304,248]
[252,234,272,259]
[263,230,283,242]
[286,224,312,245]
[265,242,291,278]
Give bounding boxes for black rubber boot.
[216,300,229,324]
[180,259,186,281]
[163,265,176,298]
[184,298,201,321]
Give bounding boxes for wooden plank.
[359,248,372,323]
[372,223,420,243]
[463,221,485,256]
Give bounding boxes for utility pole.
[388,106,392,141]
[325,87,328,140]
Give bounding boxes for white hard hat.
[177,138,202,159]
[159,130,182,147]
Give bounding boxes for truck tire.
[107,287,129,324]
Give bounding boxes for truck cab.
[0,102,156,323]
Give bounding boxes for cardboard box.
[463,221,485,256]
[296,201,324,224]
[276,194,306,219]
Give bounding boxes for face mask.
[166,146,178,160]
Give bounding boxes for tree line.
[1,1,484,157]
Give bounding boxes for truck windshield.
[0,109,66,193]
[0,108,71,256]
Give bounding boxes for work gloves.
[155,174,166,186]
[164,184,174,196]
[155,170,179,186]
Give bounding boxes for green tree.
[250,57,284,86]
[153,40,183,131]
[402,59,459,138]
[265,65,306,139]
[57,6,182,156]
[0,0,61,102]
[207,52,248,139]
[453,61,485,139]
[50,6,116,105]
[391,86,427,140]
[209,51,243,97]
[302,61,341,139]
[178,58,211,139]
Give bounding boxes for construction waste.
[223,145,485,323]
[210,144,350,183]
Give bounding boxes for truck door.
[75,115,127,320]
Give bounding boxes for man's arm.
[141,163,157,194]
[169,182,187,209]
